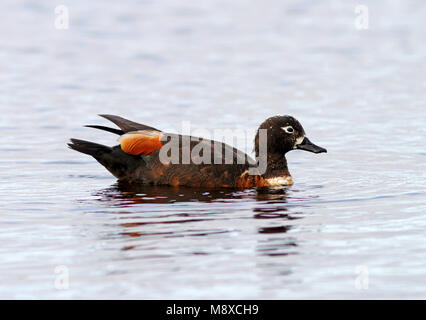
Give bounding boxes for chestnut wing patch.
[119,130,163,156]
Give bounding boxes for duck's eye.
[281,126,294,134]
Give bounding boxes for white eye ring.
[281,126,294,134]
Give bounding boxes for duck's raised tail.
[68,138,143,181]
[67,138,111,158]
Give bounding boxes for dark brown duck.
[68,114,326,188]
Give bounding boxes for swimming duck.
[68,114,326,188]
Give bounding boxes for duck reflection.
[91,182,303,262]
[254,188,302,233]
[94,181,258,204]
[252,191,301,258]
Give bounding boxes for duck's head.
[255,115,327,156]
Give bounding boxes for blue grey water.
[0,0,425,299]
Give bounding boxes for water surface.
[0,0,425,299]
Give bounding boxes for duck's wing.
[142,135,257,187]
[118,131,255,164]
[85,114,161,135]
[99,114,160,132]
[119,130,164,156]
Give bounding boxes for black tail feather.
[99,114,159,133]
[84,125,124,135]
[68,138,142,180]
[68,139,111,158]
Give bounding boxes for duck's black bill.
[296,137,327,154]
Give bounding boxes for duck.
[68,114,326,188]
